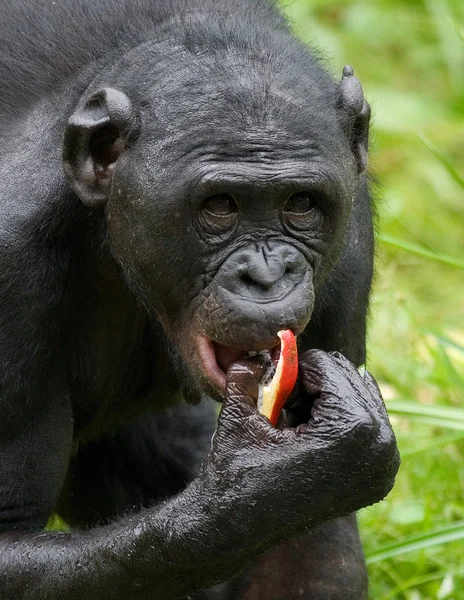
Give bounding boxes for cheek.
[105,196,205,314]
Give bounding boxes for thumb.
[221,359,266,419]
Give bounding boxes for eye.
[196,192,239,240]
[202,194,237,216]
[284,192,317,214]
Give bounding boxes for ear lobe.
[63,87,140,207]
[337,66,371,175]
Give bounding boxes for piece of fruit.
[257,330,298,426]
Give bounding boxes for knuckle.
[219,404,273,443]
[351,412,377,438]
[219,405,253,433]
[377,431,400,470]
[300,349,331,373]
[300,350,356,393]
[376,418,398,450]
[220,402,247,422]
[328,350,346,362]
[375,461,400,501]
[225,380,251,399]
[365,370,381,392]
[300,348,327,362]
[368,434,401,499]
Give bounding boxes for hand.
[199,350,400,548]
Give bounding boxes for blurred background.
[280,0,464,597]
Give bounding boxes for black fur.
[0,1,398,598]
[0,0,286,125]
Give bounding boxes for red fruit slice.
[259,330,298,426]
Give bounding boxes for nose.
[239,243,284,289]
[210,240,314,347]
[228,241,307,298]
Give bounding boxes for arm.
[0,351,398,600]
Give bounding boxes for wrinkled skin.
[0,0,399,598]
[204,352,397,544]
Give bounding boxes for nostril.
[240,272,254,286]
[237,263,248,277]
[284,262,295,275]
[283,251,305,275]
[240,270,275,291]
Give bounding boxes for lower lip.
[197,335,227,393]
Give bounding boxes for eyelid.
[202,193,237,216]
[285,191,318,214]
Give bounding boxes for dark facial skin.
[0,1,398,598]
[76,48,357,399]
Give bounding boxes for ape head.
[63,35,370,401]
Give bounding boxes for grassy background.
[280,0,464,597]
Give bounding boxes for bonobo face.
[107,118,355,398]
[63,46,368,400]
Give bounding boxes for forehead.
[146,65,338,140]
[140,109,351,192]
[142,80,348,168]
[134,33,341,136]
[133,128,354,208]
[127,36,352,183]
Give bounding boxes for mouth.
[197,335,282,395]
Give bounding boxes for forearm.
[0,483,250,600]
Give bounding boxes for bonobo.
[0,0,399,598]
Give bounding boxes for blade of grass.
[378,234,464,269]
[417,131,464,189]
[433,343,464,389]
[423,331,464,354]
[423,0,464,93]
[366,520,464,564]
[448,20,464,42]
[398,431,464,457]
[46,513,70,532]
[380,570,449,600]
[376,561,409,600]
[387,401,464,431]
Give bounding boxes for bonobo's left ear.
[336,66,371,175]
[63,88,140,207]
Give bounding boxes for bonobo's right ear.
[336,66,371,175]
[63,88,140,207]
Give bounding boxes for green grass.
[281,0,464,597]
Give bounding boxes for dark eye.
[202,194,237,216]
[285,192,317,214]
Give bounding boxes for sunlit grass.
[283,0,464,597]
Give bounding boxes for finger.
[217,358,278,448]
[326,352,386,418]
[321,359,390,443]
[298,349,327,395]
[223,358,266,416]
[297,351,376,429]
[330,352,372,395]
[299,350,362,400]
[330,355,389,419]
